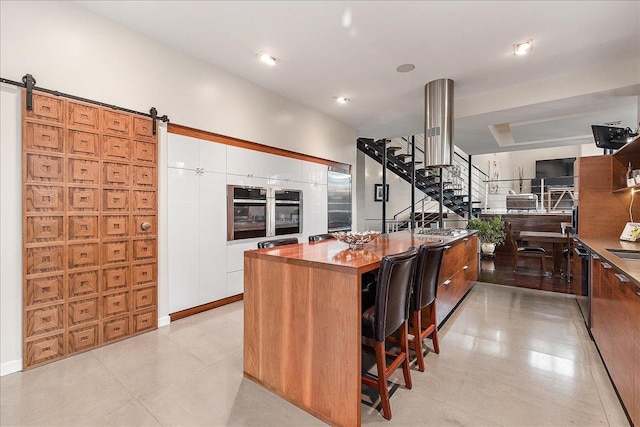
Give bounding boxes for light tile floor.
[1,283,630,426]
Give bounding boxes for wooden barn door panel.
[22,90,158,369]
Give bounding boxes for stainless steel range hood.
[424,78,454,168]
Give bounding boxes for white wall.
[0,1,355,164]
[0,0,356,375]
[0,85,23,376]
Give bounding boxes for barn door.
[22,90,158,369]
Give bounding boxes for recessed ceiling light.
[396,64,415,73]
[333,96,350,104]
[257,52,279,66]
[513,40,533,56]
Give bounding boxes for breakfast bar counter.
[243,230,478,426]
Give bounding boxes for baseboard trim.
[157,315,171,328]
[169,294,244,322]
[1,359,22,376]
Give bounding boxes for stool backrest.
[411,244,445,311]
[373,247,418,341]
[308,234,334,242]
[257,238,299,249]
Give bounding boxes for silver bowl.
[332,231,380,249]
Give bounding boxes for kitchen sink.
[606,249,640,261]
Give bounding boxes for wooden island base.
[243,231,478,426]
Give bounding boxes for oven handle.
[233,199,267,204]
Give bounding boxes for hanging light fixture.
[424,78,454,168]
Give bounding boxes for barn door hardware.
[22,74,36,111]
[149,107,170,135]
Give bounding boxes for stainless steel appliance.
[574,245,591,328]
[227,186,302,241]
[327,166,352,233]
[274,189,302,236]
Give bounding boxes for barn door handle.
[140,221,152,231]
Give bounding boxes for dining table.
[519,230,572,275]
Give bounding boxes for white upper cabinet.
[302,161,327,185]
[168,133,200,170]
[227,146,307,183]
[227,146,265,177]
[265,153,302,182]
[199,140,226,173]
[168,133,226,173]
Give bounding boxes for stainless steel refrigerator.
[327,166,352,232]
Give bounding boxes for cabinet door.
[199,140,226,174]
[199,171,227,302]
[598,262,616,370]
[168,167,200,312]
[302,182,328,235]
[302,161,327,185]
[167,134,199,170]
[227,146,265,178]
[590,255,602,343]
[265,153,302,182]
[614,273,637,424]
[634,285,640,426]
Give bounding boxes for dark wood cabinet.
[590,255,639,426]
[434,235,478,326]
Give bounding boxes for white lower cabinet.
[168,166,227,313]
[226,271,244,297]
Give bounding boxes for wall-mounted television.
[531,157,575,192]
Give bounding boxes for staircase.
[357,136,485,218]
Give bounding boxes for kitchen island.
[243,230,478,426]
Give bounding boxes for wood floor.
[478,252,573,294]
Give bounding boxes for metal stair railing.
[357,135,488,219]
[394,135,488,210]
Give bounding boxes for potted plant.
[467,216,506,256]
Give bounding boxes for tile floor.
[0,283,630,426]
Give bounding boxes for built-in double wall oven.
[227,185,302,241]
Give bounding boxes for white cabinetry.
[168,134,228,313]
[168,132,334,315]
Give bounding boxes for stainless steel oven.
[227,186,302,241]
[227,186,268,240]
[274,190,302,236]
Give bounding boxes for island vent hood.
[424,78,454,168]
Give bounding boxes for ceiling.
[75,1,640,155]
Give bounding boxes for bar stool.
[361,247,417,420]
[308,233,334,242]
[410,243,446,372]
[256,237,298,249]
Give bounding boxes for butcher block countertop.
[246,229,477,275]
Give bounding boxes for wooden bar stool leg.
[375,341,392,420]
[400,321,412,389]
[412,309,425,372]
[430,305,440,354]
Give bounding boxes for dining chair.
[361,247,417,420]
[308,233,334,242]
[256,237,299,249]
[507,222,546,274]
[562,226,576,279]
[410,243,446,372]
